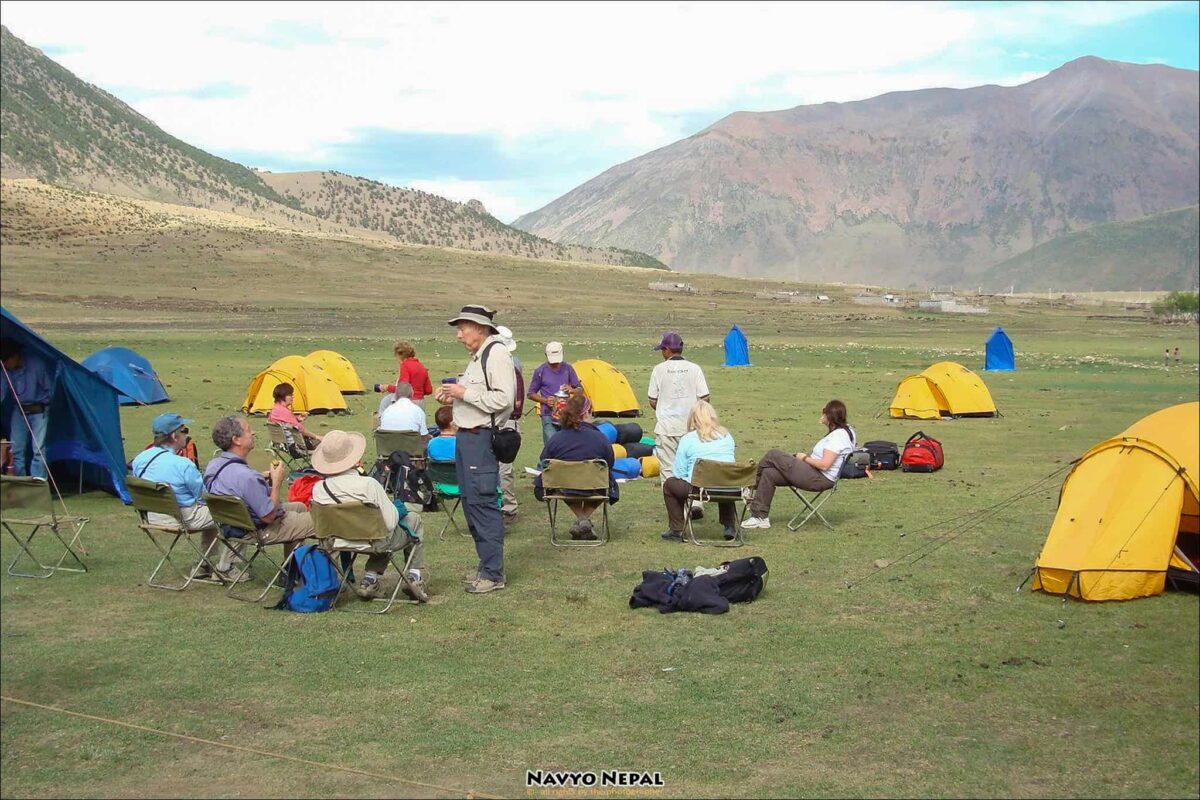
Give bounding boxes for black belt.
[459,426,493,434]
[20,403,47,414]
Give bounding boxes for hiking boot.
[215,565,252,584]
[402,575,430,603]
[578,518,598,541]
[465,576,506,594]
[723,526,738,541]
[689,505,704,521]
[463,569,480,584]
[742,516,771,530]
[661,529,683,542]
[355,574,382,600]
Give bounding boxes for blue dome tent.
[83,347,169,405]
[1,306,131,502]
[984,326,1015,371]
[723,324,750,367]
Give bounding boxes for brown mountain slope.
[0,25,663,270]
[514,57,1199,288]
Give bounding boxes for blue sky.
[5,1,1198,222]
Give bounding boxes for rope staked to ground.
[0,695,498,799]
[844,463,1074,591]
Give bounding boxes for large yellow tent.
[889,361,997,419]
[307,350,366,394]
[1032,402,1199,601]
[242,355,348,415]
[574,358,640,418]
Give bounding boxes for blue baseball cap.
[152,412,192,435]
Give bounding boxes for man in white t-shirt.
[378,382,428,436]
[647,331,709,489]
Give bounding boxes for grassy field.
[1,224,1198,799]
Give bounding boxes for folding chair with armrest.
[541,459,611,547]
[1,475,88,578]
[685,459,757,548]
[126,475,223,591]
[787,481,838,531]
[309,500,421,614]
[425,456,503,541]
[203,492,290,604]
[266,422,311,471]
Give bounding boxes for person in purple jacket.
[533,392,618,540]
[527,341,582,447]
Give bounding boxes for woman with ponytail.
[741,400,855,530]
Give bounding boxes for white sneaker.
[742,517,771,530]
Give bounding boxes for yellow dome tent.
[242,355,348,415]
[574,358,640,418]
[889,361,997,419]
[1032,402,1199,601]
[307,350,366,394]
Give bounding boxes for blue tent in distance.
[984,326,1016,371]
[1,306,131,502]
[83,346,169,405]
[723,324,750,367]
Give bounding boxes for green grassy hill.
[979,206,1200,292]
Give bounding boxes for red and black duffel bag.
[900,431,944,473]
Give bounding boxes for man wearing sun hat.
[435,304,516,594]
[310,430,429,602]
[130,412,242,582]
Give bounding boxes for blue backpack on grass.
[275,544,341,613]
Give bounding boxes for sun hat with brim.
[496,325,518,352]
[447,304,499,333]
[311,430,367,475]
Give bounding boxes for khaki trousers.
[748,449,834,518]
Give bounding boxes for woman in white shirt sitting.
[661,400,738,542]
[742,400,855,530]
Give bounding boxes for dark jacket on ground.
[534,420,619,503]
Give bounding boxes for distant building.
[919,299,988,314]
[649,281,695,293]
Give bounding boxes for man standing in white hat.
[495,325,525,527]
[435,304,516,594]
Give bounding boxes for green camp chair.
[203,492,290,604]
[426,457,465,541]
[310,500,421,614]
[541,458,611,547]
[684,459,756,547]
[1,475,88,578]
[126,475,223,591]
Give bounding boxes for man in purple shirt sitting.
[527,341,582,448]
[202,415,315,556]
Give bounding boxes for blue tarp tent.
[984,326,1016,371]
[83,346,169,405]
[723,324,750,367]
[1,306,131,502]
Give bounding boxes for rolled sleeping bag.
[612,457,642,480]
[622,442,654,459]
[596,421,618,444]
[615,422,643,445]
[640,455,660,478]
[611,443,627,460]
[640,435,656,446]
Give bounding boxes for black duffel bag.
[864,440,900,470]
[614,422,644,445]
[621,441,654,459]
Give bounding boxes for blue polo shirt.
[131,445,205,508]
[426,435,456,462]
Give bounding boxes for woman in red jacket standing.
[394,341,433,408]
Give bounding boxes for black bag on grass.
[864,440,900,470]
[615,423,644,445]
[840,448,873,479]
[715,557,768,603]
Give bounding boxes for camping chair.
[684,459,757,548]
[541,459,611,547]
[126,475,224,591]
[203,492,290,604]
[310,500,420,614]
[266,422,312,471]
[1,475,88,578]
[426,456,466,541]
[372,430,432,505]
[787,482,839,531]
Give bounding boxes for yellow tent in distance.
[242,355,348,415]
[574,358,640,418]
[889,361,997,419]
[1033,402,1199,601]
[307,350,366,394]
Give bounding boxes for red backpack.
[901,431,944,473]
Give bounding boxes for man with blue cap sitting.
[130,412,243,582]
